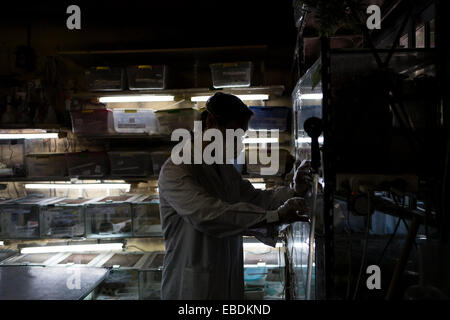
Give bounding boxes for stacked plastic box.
[70,109,114,136]
[65,151,109,178]
[210,62,252,88]
[39,198,93,238]
[85,66,124,91]
[85,195,140,239]
[112,109,159,134]
[26,153,68,178]
[248,106,290,132]
[108,151,152,177]
[126,65,167,90]
[132,195,162,237]
[0,196,60,239]
[154,108,200,135]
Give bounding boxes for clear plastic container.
[210,62,252,88]
[132,195,162,237]
[86,66,124,91]
[85,195,140,238]
[0,197,60,239]
[26,153,68,178]
[70,109,114,136]
[248,106,290,132]
[108,151,152,177]
[246,148,290,176]
[126,65,167,90]
[150,151,171,176]
[139,252,164,300]
[3,253,59,265]
[65,152,109,178]
[40,198,92,238]
[93,253,146,300]
[93,269,139,300]
[57,253,101,266]
[154,108,200,135]
[112,109,158,134]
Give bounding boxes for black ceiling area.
[0,1,297,49]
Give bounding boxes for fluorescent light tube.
[300,93,323,100]
[0,133,59,140]
[25,183,131,192]
[251,183,266,190]
[297,137,324,144]
[243,242,284,248]
[243,137,279,144]
[99,95,175,103]
[20,243,124,254]
[191,94,269,102]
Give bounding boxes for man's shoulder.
[159,157,193,181]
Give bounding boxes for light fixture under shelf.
[0,133,59,140]
[243,137,279,144]
[24,183,131,192]
[20,243,124,254]
[191,94,269,102]
[300,93,323,100]
[99,95,175,103]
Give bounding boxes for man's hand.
[277,197,310,224]
[293,160,313,196]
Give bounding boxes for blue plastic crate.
[248,107,290,132]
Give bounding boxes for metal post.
[320,35,335,299]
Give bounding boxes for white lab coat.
[158,159,294,300]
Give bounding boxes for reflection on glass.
[416,24,425,48]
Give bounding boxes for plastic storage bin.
[126,65,167,90]
[248,107,290,132]
[70,109,114,136]
[108,151,152,177]
[112,109,158,134]
[246,148,289,176]
[85,66,124,91]
[26,153,68,178]
[40,198,92,238]
[132,195,161,237]
[85,195,140,238]
[139,252,164,300]
[154,108,200,135]
[93,253,146,300]
[0,196,60,239]
[93,268,140,300]
[150,151,171,176]
[65,152,109,178]
[210,62,252,88]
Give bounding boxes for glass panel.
[399,34,408,48]
[430,19,435,48]
[415,24,425,48]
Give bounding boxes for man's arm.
[159,162,277,239]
